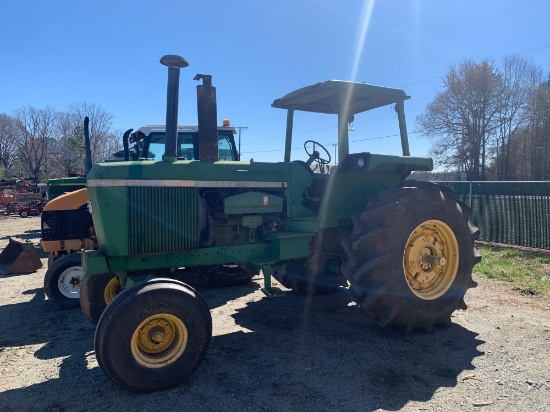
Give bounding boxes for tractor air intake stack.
[160,55,189,162]
[83,117,93,174]
[194,74,218,162]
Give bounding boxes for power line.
[515,43,550,56]
[351,131,420,143]
[399,43,550,89]
[241,42,550,155]
[243,108,423,146]
[241,131,423,154]
[243,115,286,126]
[400,76,442,88]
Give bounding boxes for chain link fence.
[436,181,550,249]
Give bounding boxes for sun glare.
[350,0,376,82]
[341,0,376,151]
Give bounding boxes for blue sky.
[1,0,549,163]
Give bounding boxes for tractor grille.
[128,187,200,254]
[41,207,92,241]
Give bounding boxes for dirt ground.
[0,215,549,412]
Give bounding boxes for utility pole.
[328,143,338,164]
[234,126,248,160]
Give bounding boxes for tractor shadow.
[0,281,483,412]
[0,279,264,411]
[198,289,485,411]
[0,285,110,411]
[174,267,262,309]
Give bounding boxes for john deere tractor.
[42,117,245,311]
[82,55,480,393]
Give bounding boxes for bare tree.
[13,106,57,180]
[100,130,123,161]
[1,103,119,180]
[496,72,550,180]
[494,56,542,180]
[0,113,18,170]
[417,59,501,180]
[66,102,119,162]
[528,76,550,180]
[47,111,87,177]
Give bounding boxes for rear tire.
[44,253,84,309]
[80,272,119,324]
[341,182,481,332]
[94,279,212,393]
[199,264,259,287]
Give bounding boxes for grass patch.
[475,243,550,296]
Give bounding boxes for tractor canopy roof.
[271,80,410,115]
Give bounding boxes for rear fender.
[318,153,432,229]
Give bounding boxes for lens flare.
[340,0,376,156]
[350,0,376,82]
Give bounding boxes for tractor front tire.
[47,252,62,268]
[341,182,481,332]
[44,252,85,309]
[80,272,119,324]
[199,264,259,287]
[47,253,54,268]
[94,279,212,393]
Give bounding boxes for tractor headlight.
[357,157,365,168]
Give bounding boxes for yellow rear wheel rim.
[103,277,118,304]
[403,220,459,300]
[131,313,188,368]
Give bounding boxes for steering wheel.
[304,140,331,171]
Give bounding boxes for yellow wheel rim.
[403,220,459,300]
[103,277,119,304]
[131,313,188,368]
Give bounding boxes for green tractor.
[42,119,246,311]
[83,55,480,392]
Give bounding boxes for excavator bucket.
[0,237,43,274]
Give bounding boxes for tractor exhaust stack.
[194,74,218,162]
[83,117,93,174]
[160,55,189,162]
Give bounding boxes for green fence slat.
[436,181,550,249]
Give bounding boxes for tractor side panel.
[89,186,130,256]
[318,171,399,229]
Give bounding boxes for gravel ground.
[0,215,549,412]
